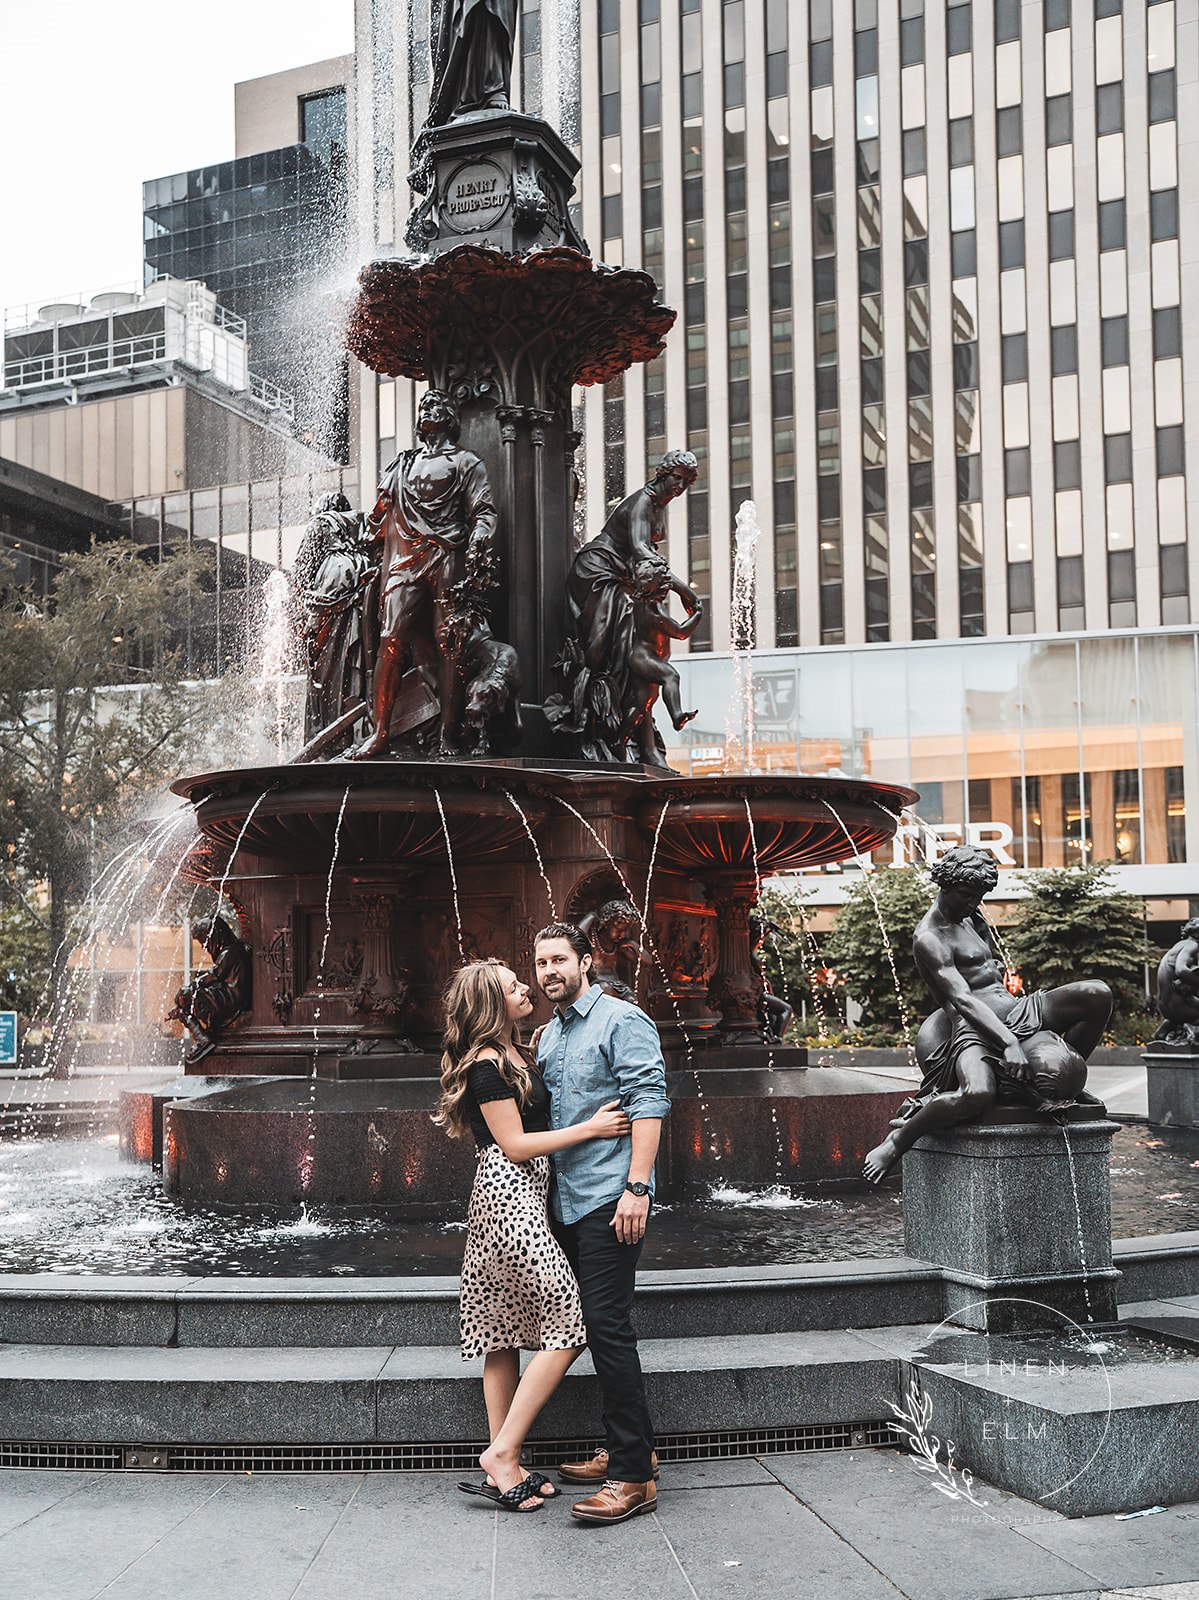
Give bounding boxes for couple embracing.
[434,923,669,1524]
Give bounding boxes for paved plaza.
[3,1447,1198,1600]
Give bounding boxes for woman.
[434,959,630,1513]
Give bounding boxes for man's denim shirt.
[536,983,671,1226]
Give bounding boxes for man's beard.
[541,970,583,1007]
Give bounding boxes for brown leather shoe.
[559,1447,659,1483]
[570,1478,657,1524]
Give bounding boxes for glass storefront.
[668,629,1199,899]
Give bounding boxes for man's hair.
[418,387,462,441]
[929,844,999,895]
[655,448,698,483]
[1182,917,1199,942]
[534,922,593,961]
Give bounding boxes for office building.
[143,58,354,460]
[354,1,1197,924]
[0,278,322,501]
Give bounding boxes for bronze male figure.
[351,389,499,759]
[863,845,1109,1183]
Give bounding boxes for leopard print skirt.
[459,1144,587,1362]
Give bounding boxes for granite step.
[0,1261,945,1348]
[0,1328,904,1446]
[1,1231,1196,1349]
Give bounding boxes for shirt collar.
[560,981,603,1022]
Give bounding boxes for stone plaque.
[443,160,509,232]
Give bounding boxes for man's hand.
[1003,1041,1031,1081]
[611,1189,650,1245]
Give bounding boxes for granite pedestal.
[902,1108,1121,1332]
[1144,1046,1199,1128]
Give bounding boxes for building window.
[1104,432,1133,483]
[1154,306,1182,360]
[1045,94,1073,147]
[1051,325,1078,376]
[1151,189,1179,242]
[1002,333,1028,383]
[1048,209,1075,260]
[999,219,1025,269]
[1148,69,1177,124]
[1098,199,1126,252]
[1157,424,1186,478]
[1101,315,1129,368]
[996,106,1022,157]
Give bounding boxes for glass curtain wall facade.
[113,466,359,677]
[563,0,1196,653]
[667,628,1199,893]
[143,89,350,458]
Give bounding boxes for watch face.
[628,1181,649,1196]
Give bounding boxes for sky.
[0,0,354,319]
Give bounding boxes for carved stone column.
[349,881,415,1048]
[704,875,765,1043]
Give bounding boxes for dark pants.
[554,1200,655,1483]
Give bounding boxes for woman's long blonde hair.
[432,959,535,1139]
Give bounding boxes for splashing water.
[1058,1121,1095,1322]
[641,797,671,939]
[821,799,917,1068]
[549,793,721,1161]
[503,789,557,921]
[304,785,352,1199]
[433,789,465,963]
[215,788,275,914]
[724,500,759,773]
[256,571,293,763]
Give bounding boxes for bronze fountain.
[141,14,918,1208]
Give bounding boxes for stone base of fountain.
[149,1056,908,1209]
[1144,1045,1199,1128]
[902,1108,1121,1333]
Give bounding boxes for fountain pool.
[0,1121,1196,1277]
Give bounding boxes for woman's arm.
[479,1095,630,1164]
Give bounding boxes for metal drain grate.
[0,1443,124,1470]
[0,1423,900,1474]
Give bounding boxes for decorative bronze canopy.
[346,245,676,387]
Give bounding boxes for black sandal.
[457,1474,544,1512]
[477,1464,556,1497]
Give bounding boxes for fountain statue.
[1152,917,1199,1047]
[1144,916,1199,1130]
[544,449,702,764]
[428,0,518,128]
[136,9,920,1209]
[863,846,1109,1184]
[349,387,504,759]
[293,491,373,743]
[166,915,252,1064]
[577,898,650,1002]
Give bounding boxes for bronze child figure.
[620,566,701,768]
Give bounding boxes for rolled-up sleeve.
[610,1005,671,1121]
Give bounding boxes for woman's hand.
[586,1099,632,1140]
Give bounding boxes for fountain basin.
[167,759,915,1074]
[156,1062,910,1209]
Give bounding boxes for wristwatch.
[625,1180,650,1198]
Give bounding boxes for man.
[350,389,498,759]
[863,845,1109,1184]
[533,922,670,1525]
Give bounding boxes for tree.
[0,540,200,1006]
[760,867,936,1041]
[1003,863,1153,1037]
[823,866,937,1039]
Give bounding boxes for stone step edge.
[0,1231,1193,1304]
